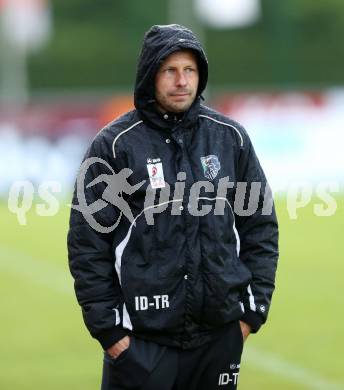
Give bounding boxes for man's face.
[155,50,199,114]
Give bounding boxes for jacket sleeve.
[235,131,279,333]
[67,132,129,350]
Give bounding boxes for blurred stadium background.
[0,0,343,389]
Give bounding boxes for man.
[68,24,279,390]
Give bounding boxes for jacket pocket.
[102,336,166,388]
[201,253,252,326]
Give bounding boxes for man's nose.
[176,71,187,87]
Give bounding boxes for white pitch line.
[245,347,344,390]
[0,245,73,295]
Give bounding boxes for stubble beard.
[157,91,196,114]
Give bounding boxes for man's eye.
[185,68,195,73]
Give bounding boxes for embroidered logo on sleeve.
[147,158,166,189]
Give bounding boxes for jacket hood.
[134,24,208,110]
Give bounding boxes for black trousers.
[101,321,244,390]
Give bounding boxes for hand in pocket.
[106,336,130,359]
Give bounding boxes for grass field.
[0,196,343,390]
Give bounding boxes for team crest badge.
[200,155,221,180]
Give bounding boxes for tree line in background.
[28,0,344,91]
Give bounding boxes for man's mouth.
[170,92,190,97]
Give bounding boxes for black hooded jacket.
[68,24,279,350]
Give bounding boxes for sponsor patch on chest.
[146,157,166,189]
